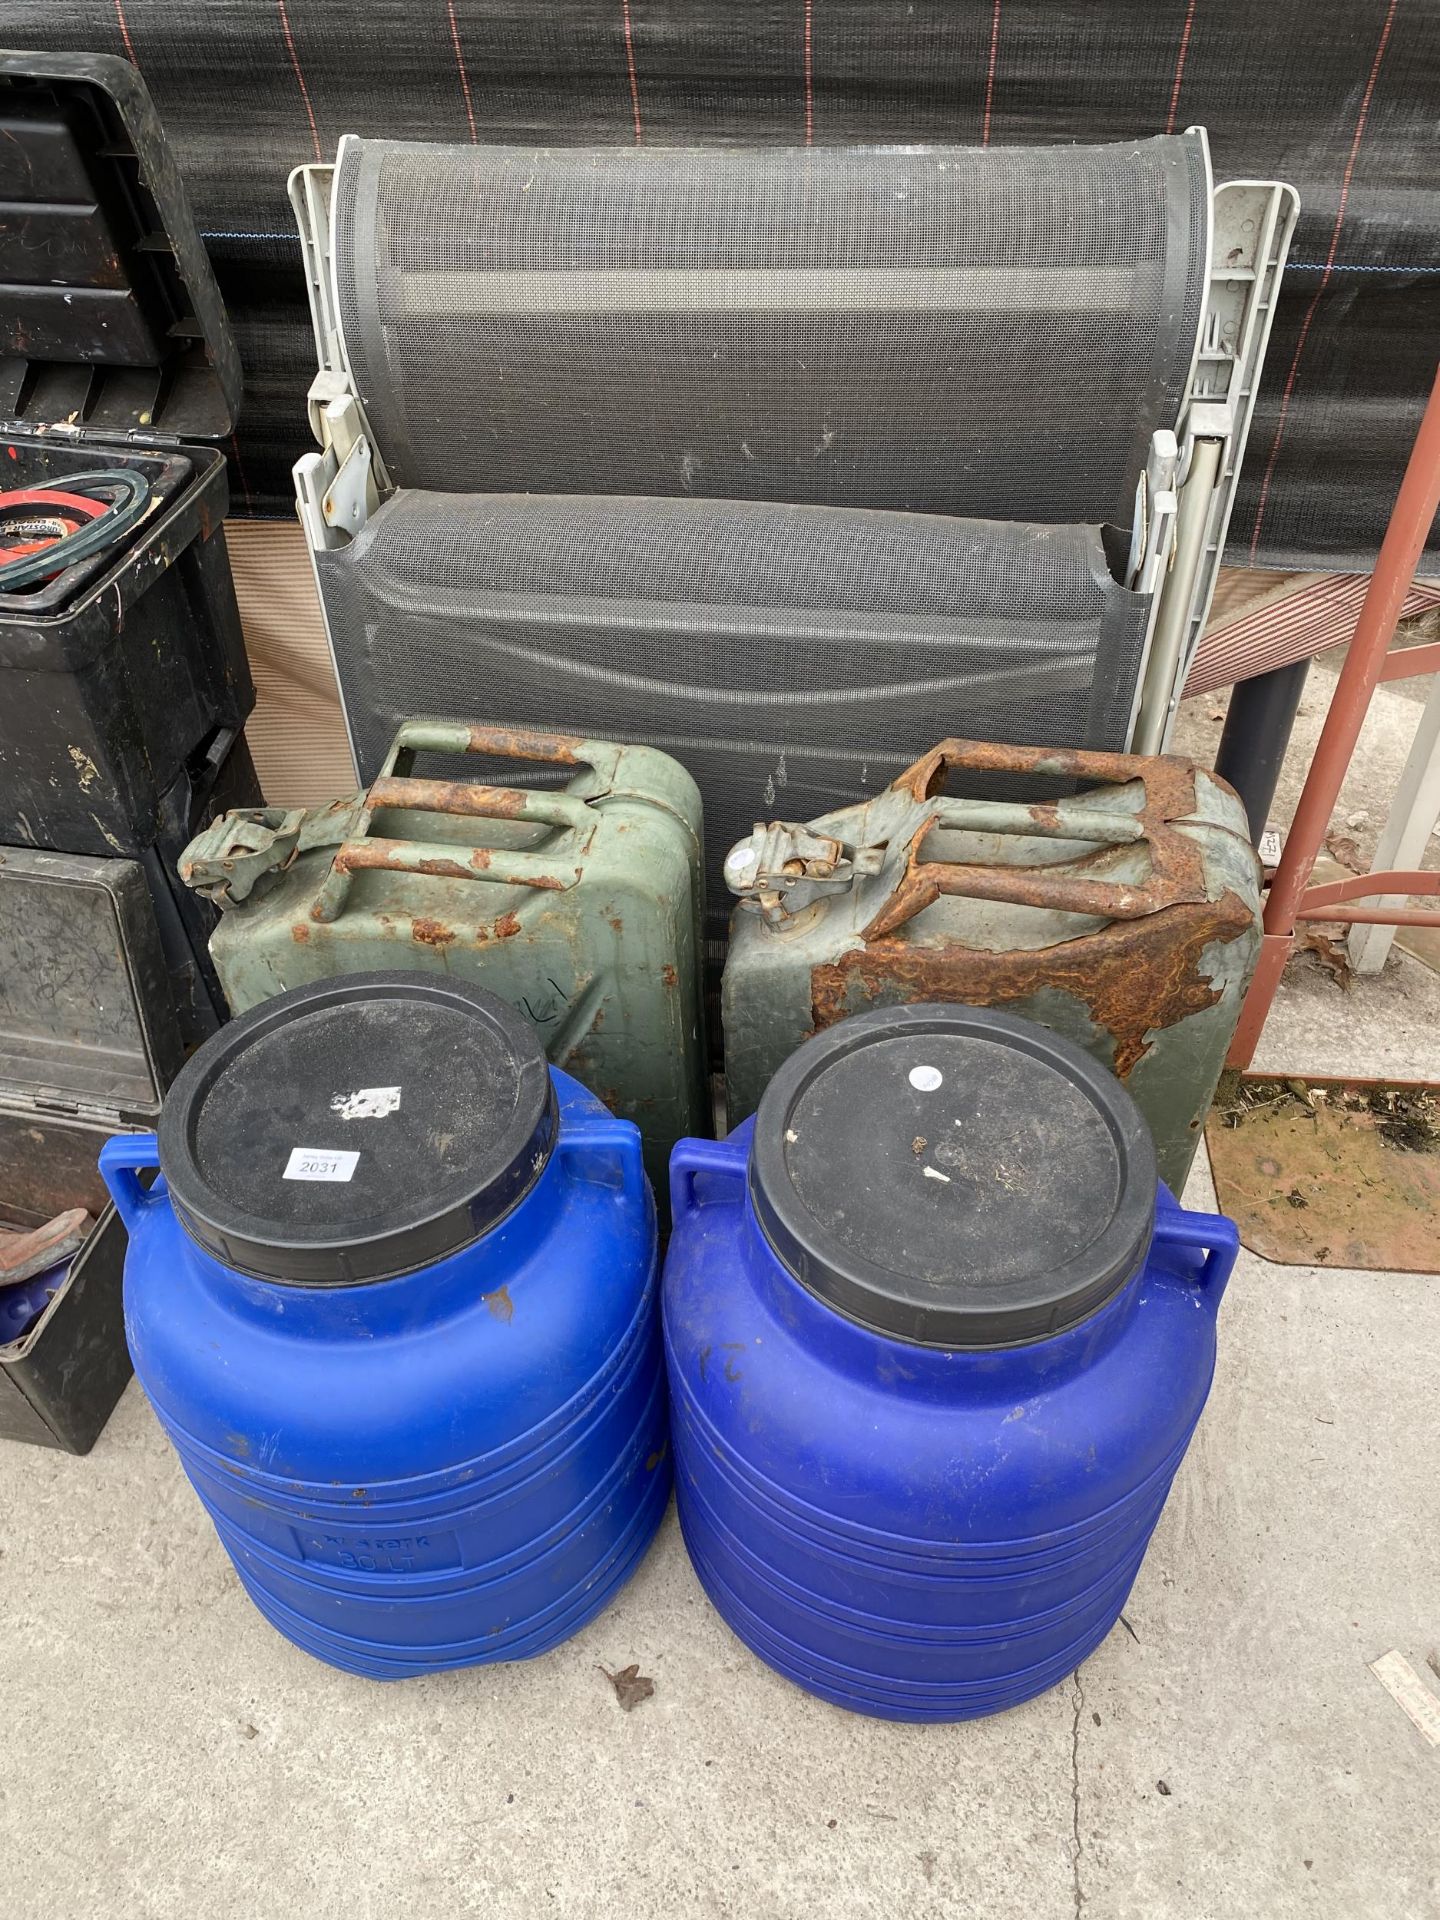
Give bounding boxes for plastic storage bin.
[0,53,252,857]
[0,847,184,1230]
[0,1205,132,1453]
[663,1004,1239,1721]
[102,973,669,1679]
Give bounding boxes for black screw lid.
[749,1005,1157,1349]
[158,973,556,1285]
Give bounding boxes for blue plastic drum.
[102,973,668,1679]
[663,1004,1238,1721]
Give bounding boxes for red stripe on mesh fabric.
[275,0,323,164]
[981,0,1002,146]
[113,0,139,65]
[1165,0,1198,136]
[1247,0,1400,559]
[621,0,643,144]
[229,435,256,517]
[804,0,815,146]
[447,2,479,143]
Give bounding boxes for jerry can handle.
[558,1114,648,1211]
[903,737,1187,799]
[306,718,623,923]
[318,830,586,905]
[669,1136,748,1226]
[363,776,593,833]
[380,718,623,792]
[1149,1205,1240,1310]
[861,737,1212,942]
[99,1134,164,1235]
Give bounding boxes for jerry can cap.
[157,973,556,1284]
[749,1004,1157,1348]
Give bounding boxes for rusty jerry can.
[179,720,708,1198]
[721,740,1262,1193]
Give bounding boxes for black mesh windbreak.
[8,4,1437,567]
[332,135,1208,529]
[314,491,1151,930]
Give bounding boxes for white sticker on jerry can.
[283,1148,361,1183]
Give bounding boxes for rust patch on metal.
[494,911,522,939]
[661,963,678,988]
[609,915,624,935]
[814,892,1255,1079]
[865,739,1209,942]
[330,841,567,891]
[410,916,457,947]
[290,923,310,944]
[899,736,1197,805]
[483,1284,515,1323]
[369,775,531,819]
[466,722,581,762]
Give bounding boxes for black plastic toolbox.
[0,1203,132,1453]
[0,843,182,1450]
[0,845,178,1230]
[0,51,253,857]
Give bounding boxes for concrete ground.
[5,681,1440,1920]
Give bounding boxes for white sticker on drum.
[330,1086,401,1121]
[283,1148,361,1183]
[908,1065,944,1092]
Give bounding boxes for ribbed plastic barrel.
[663,1005,1238,1721]
[101,972,668,1679]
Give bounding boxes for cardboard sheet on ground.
[1206,1075,1440,1272]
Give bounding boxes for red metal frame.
[1227,365,1440,1068]
[1380,639,1440,682]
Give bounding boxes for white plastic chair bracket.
[289,158,378,778]
[1128,430,1180,596]
[1129,171,1300,754]
[289,149,391,533]
[1175,397,1235,491]
[323,431,374,537]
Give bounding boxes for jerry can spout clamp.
[724,822,885,925]
[179,798,363,907]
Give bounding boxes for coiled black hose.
[0,467,154,591]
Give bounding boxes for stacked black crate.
[0,53,257,1448]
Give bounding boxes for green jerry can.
[179,720,708,1199]
[721,739,1262,1194]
